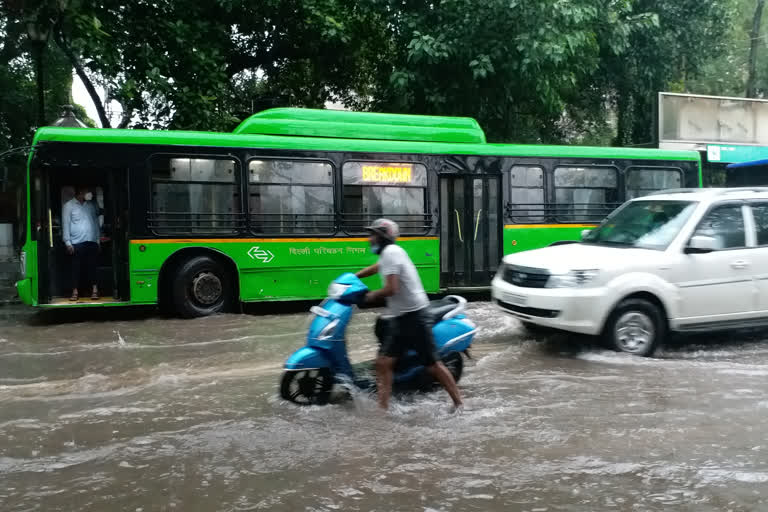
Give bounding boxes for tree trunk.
[747,0,765,98]
[53,28,112,128]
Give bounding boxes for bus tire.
[171,255,233,318]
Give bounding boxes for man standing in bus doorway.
[355,218,464,411]
[62,185,101,301]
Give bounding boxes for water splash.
[113,330,127,347]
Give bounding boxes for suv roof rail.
[646,188,701,196]
[715,187,768,195]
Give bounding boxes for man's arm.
[355,263,379,279]
[62,202,72,248]
[367,273,399,302]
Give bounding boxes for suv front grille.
[502,265,550,288]
[497,300,560,318]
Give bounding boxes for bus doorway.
[38,166,130,305]
[439,175,502,288]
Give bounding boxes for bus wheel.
[171,255,232,318]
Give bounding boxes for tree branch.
[53,27,112,128]
[117,103,133,129]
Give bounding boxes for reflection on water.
[1,303,768,510]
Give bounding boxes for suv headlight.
[546,269,599,288]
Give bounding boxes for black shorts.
[379,308,439,367]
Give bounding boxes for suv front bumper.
[491,276,608,335]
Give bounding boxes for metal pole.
[35,43,45,127]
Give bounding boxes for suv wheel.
[602,298,665,357]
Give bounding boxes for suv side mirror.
[685,235,718,254]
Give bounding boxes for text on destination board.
[362,165,413,184]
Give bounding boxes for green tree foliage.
[0,2,94,152]
[360,0,735,145]
[2,0,741,147]
[48,0,388,130]
[363,0,634,142]
[603,0,736,146]
[687,0,767,98]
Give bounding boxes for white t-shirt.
[379,244,429,316]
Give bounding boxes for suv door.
[674,203,756,326]
[749,202,768,314]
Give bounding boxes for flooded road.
[2,303,768,511]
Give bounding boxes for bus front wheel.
[171,255,233,318]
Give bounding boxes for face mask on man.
[84,192,93,201]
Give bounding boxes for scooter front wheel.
[280,368,333,405]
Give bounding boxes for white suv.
[491,188,768,356]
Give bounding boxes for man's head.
[364,218,399,254]
[75,185,93,202]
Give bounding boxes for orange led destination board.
[361,165,413,184]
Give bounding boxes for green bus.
[15,108,701,316]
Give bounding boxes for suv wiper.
[588,240,634,247]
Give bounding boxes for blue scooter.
[280,273,477,405]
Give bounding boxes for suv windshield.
[583,200,697,250]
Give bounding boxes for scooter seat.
[426,297,459,323]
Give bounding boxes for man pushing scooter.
[356,218,464,411]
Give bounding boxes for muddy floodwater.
[2,303,768,511]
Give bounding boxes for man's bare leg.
[375,355,396,410]
[427,362,463,407]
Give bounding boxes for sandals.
[68,290,99,301]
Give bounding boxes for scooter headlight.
[318,319,340,340]
[328,283,350,299]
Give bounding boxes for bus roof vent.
[232,108,486,144]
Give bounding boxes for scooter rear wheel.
[442,352,464,383]
[280,368,333,405]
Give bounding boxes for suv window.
[583,200,696,250]
[752,203,768,246]
[692,204,746,250]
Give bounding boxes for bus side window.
[508,166,544,223]
[341,161,429,235]
[149,156,241,235]
[248,159,334,235]
[626,167,682,199]
[553,166,619,223]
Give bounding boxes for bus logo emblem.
[248,246,274,263]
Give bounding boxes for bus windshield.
[583,200,698,250]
